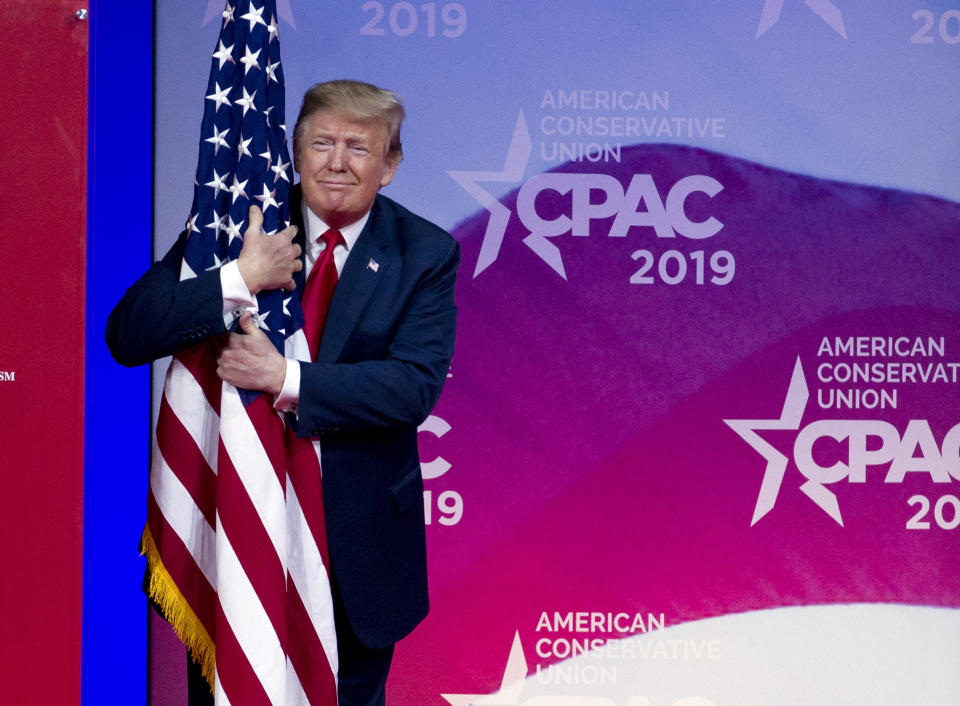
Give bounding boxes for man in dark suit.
[107,80,459,705]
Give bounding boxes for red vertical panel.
[0,2,87,704]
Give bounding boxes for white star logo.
[442,632,528,706]
[205,125,231,154]
[756,0,847,39]
[205,82,232,112]
[724,357,814,525]
[447,111,532,278]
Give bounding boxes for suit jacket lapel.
[318,196,395,363]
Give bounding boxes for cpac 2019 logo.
[449,112,724,280]
[725,358,960,527]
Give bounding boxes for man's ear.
[380,154,400,188]
[292,138,301,174]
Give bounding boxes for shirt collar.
[301,201,370,254]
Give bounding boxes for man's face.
[294,109,399,228]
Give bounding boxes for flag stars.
[239,44,261,74]
[205,82,232,111]
[229,174,249,203]
[212,40,235,69]
[241,1,267,31]
[236,87,257,116]
[205,169,229,197]
[186,212,201,234]
[259,145,272,164]
[265,60,280,84]
[267,14,279,42]
[254,183,280,211]
[206,252,229,271]
[222,1,235,24]
[264,105,273,127]
[271,155,290,183]
[223,215,245,245]
[205,125,231,154]
[205,213,226,232]
[238,135,253,159]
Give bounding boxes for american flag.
[141,1,338,703]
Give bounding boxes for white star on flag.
[270,154,290,182]
[205,125,231,154]
[212,39,235,68]
[204,168,229,197]
[205,82,232,111]
[203,0,295,28]
[222,215,245,244]
[206,252,226,271]
[254,183,280,211]
[265,60,280,83]
[236,86,257,115]
[239,44,261,73]
[238,135,253,159]
[240,0,267,31]
[229,175,249,203]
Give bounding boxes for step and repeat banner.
[154,2,960,704]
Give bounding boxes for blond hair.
[294,79,405,159]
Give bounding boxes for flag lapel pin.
[367,258,380,272]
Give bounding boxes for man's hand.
[236,204,301,294]
[217,311,287,395]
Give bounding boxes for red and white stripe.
[147,338,338,705]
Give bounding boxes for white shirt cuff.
[220,260,257,328]
[274,359,301,413]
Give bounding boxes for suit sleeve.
[293,237,460,437]
[105,232,228,367]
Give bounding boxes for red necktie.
[300,228,344,360]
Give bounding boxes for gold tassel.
[140,525,216,691]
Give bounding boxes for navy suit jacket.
[107,189,460,648]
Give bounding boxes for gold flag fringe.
[140,524,216,691]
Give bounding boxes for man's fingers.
[238,310,263,335]
[247,204,264,234]
[284,278,297,291]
